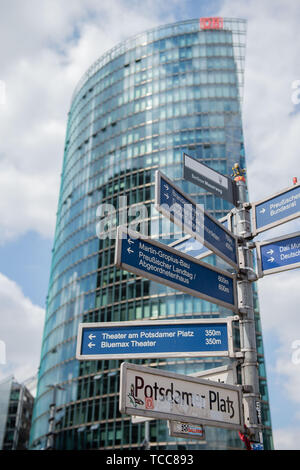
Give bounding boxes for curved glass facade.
[30,18,273,450]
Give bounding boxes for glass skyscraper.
[0,376,34,450]
[30,18,273,450]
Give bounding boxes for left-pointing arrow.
[127,247,134,254]
[89,334,96,340]
[88,342,96,349]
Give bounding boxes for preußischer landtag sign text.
[119,363,244,431]
[115,227,238,312]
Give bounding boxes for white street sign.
[190,363,238,385]
[119,363,244,431]
[132,364,238,425]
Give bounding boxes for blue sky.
[0,0,300,450]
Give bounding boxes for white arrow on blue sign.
[155,171,238,269]
[252,183,300,235]
[256,231,300,276]
[115,226,238,312]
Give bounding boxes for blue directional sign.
[169,215,230,260]
[76,317,237,360]
[252,183,300,235]
[257,231,300,276]
[155,171,238,268]
[115,227,237,311]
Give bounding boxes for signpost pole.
[232,168,262,444]
[143,421,150,450]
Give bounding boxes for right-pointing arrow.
[268,257,275,263]
[259,208,266,214]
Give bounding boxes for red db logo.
[200,17,223,30]
[145,397,154,409]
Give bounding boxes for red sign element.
[145,397,154,410]
[200,17,224,30]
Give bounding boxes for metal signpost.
[231,175,262,444]
[155,170,238,268]
[183,152,238,206]
[252,182,300,235]
[256,231,300,277]
[119,362,244,431]
[115,226,238,312]
[76,317,239,361]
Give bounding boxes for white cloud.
[256,270,300,448]
[258,271,300,338]
[273,427,300,450]
[1,0,299,243]
[0,273,45,384]
[219,0,300,202]
[0,0,178,243]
